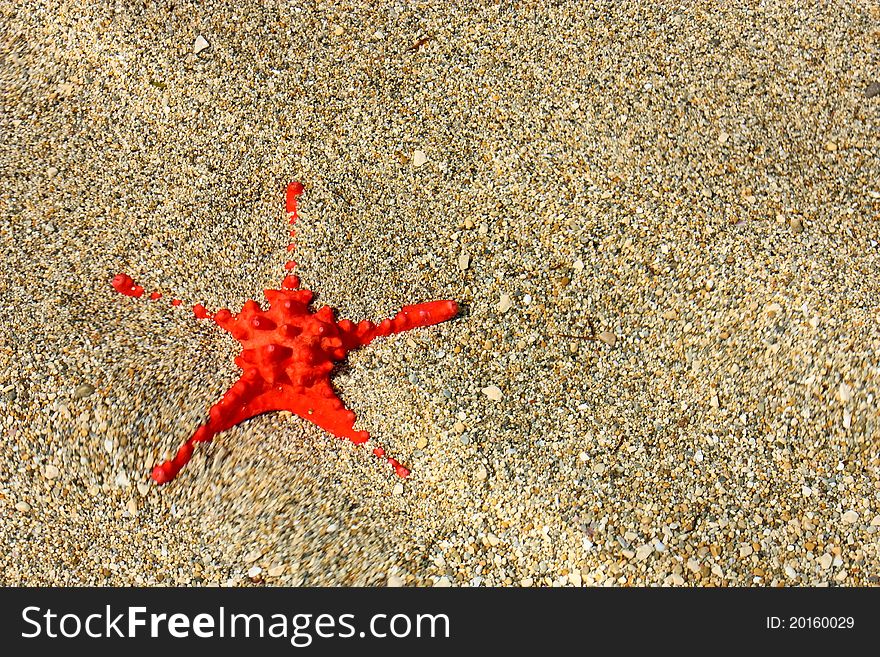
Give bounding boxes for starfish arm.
[340,300,459,348]
[243,379,413,476]
[286,181,304,216]
[151,374,268,484]
[289,386,371,444]
[284,385,410,476]
[112,273,218,320]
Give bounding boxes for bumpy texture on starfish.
[112,182,458,484]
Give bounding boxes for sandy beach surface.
[2,1,879,586]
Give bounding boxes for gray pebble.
[74,384,95,399]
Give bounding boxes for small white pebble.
[44,465,60,479]
[635,544,653,561]
[392,482,404,496]
[841,510,859,524]
[387,574,404,587]
[412,150,428,167]
[458,252,470,270]
[498,294,512,313]
[15,501,31,512]
[597,331,616,347]
[482,385,503,401]
[247,566,262,579]
[193,35,210,54]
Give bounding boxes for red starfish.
[112,182,458,484]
